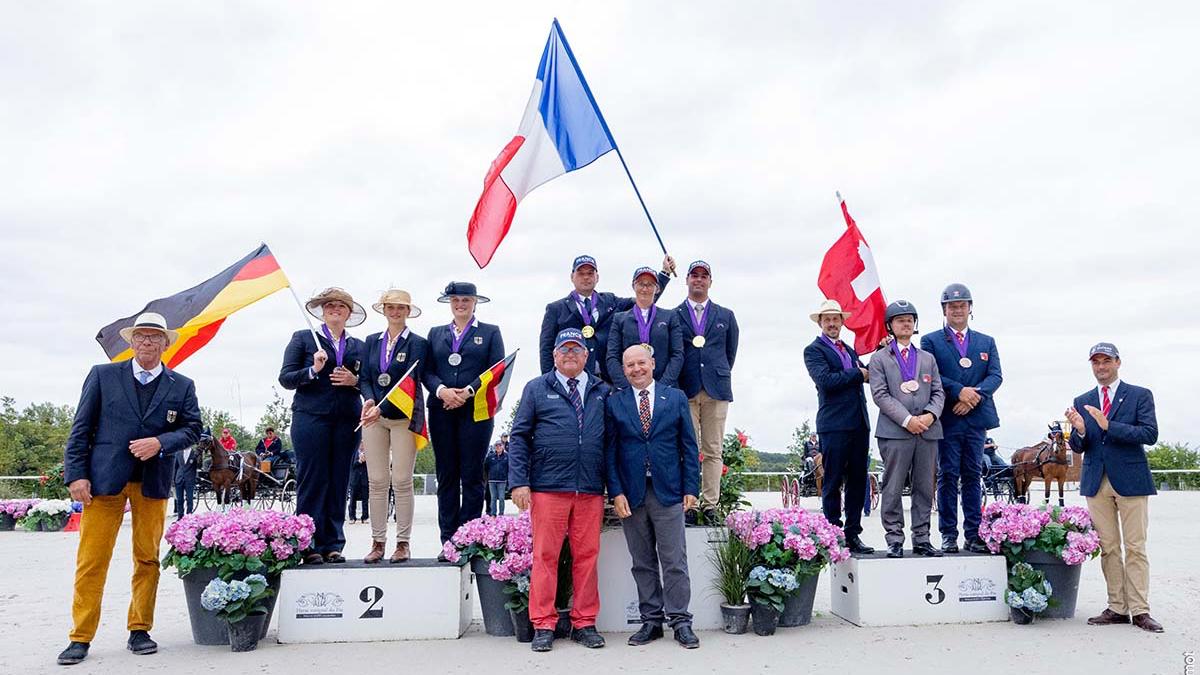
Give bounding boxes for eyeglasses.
[633,281,658,289]
[556,346,586,355]
[131,334,166,344]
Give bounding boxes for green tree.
[785,420,815,472]
[254,387,292,440]
[0,397,76,477]
[200,407,253,451]
[1146,442,1200,489]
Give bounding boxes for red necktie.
[902,347,909,360]
[639,389,652,434]
[955,331,965,345]
[835,342,845,353]
[1101,386,1111,417]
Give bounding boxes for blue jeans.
[937,426,986,541]
[487,481,507,516]
[174,481,195,519]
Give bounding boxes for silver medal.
[377,373,391,387]
[448,353,463,366]
[959,357,972,368]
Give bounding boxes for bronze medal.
[692,335,706,348]
[901,380,919,394]
[377,373,391,387]
[959,357,972,368]
[581,325,595,339]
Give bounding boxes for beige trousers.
[363,417,418,543]
[688,390,730,509]
[1086,475,1150,615]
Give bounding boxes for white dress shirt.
[632,380,656,418]
[132,360,163,383]
[555,370,589,400]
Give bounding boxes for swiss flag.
[817,194,887,355]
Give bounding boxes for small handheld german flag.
[470,351,518,422]
[378,361,430,450]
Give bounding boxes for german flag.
[96,244,289,368]
[379,362,430,450]
[470,351,518,422]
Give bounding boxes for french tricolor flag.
[467,20,615,268]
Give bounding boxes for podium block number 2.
[924,575,945,605]
[360,586,384,619]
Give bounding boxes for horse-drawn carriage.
[780,452,882,514]
[195,436,298,513]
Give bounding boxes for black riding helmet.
[884,300,919,336]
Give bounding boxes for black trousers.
[292,411,360,554]
[428,403,494,542]
[818,428,871,538]
[173,479,196,518]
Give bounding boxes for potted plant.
[708,532,753,634]
[745,566,798,635]
[441,512,534,637]
[0,499,40,530]
[1005,561,1052,624]
[727,507,850,628]
[21,499,73,531]
[162,508,314,645]
[199,574,275,651]
[502,573,534,643]
[979,502,1100,621]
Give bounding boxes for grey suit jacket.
[869,343,945,441]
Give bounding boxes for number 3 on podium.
[924,575,945,605]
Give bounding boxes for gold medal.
[692,335,706,348]
[581,325,595,339]
[640,343,654,357]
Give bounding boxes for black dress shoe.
[847,536,875,555]
[701,508,719,525]
[886,543,904,558]
[571,625,606,648]
[127,630,157,655]
[531,629,555,652]
[941,538,959,554]
[964,539,991,554]
[913,542,943,557]
[56,642,89,665]
[684,509,699,526]
[673,624,700,649]
[627,623,663,645]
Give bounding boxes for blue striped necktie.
[567,378,583,428]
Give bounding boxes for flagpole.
[269,243,324,350]
[356,360,421,432]
[613,147,672,273]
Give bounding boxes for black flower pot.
[470,557,516,636]
[1024,550,1082,619]
[750,603,780,636]
[1010,607,1034,625]
[0,514,15,531]
[720,603,751,634]
[228,614,268,652]
[180,568,281,645]
[510,608,534,643]
[778,572,820,627]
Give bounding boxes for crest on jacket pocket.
[922,374,931,383]
[980,352,989,361]
[396,352,407,363]
[473,336,484,345]
[167,410,178,423]
[353,359,361,372]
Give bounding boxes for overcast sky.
[2,1,1195,455]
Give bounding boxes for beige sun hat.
[306,287,367,327]
[371,289,423,318]
[809,299,852,325]
[118,312,180,346]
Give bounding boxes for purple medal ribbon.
[571,292,594,327]
[634,305,657,343]
[379,330,403,373]
[820,334,853,370]
[449,317,476,355]
[945,326,970,359]
[688,302,709,338]
[321,324,347,367]
[890,341,918,382]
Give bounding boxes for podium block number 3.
[924,575,945,605]
[360,586,384,619]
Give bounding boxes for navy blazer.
[920,328,1002,431]
[63,361,202,500]
[507,372,611,494]
[358,329,430,419]
[675,300,739,401]
[802,336,870,433]
[174,446,200,486]
[278,329,365,421]
[1069,382,1158,497]
[605,305,684,390]
[605,384,700,508]
[422,320,505,407]
[538,272,670,381]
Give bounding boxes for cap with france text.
[688,260,711,275]
[1088,342,1120,360]
[631,266,659,285]
[572,255,598,272]
[555,328,586,349]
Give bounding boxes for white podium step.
[595,526,724,632]
[277,559,472,642]
[831,550,1010,626]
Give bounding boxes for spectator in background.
[348,444,370,524]
[485,440,509,516]
[219,427,237,452]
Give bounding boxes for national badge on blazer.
[396,352,407,363]
[922,374,932,383]
[656,321,668,328]
[980,352,989,361]
[354,359,362,372]
[473,336,483,345]
[167,410,178,423]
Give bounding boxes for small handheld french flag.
[467,19,615,268]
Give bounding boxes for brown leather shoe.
[390,541,411,563]
[364,541,385,564]
[1087,608,1131,625]
[1132,613,1164,633]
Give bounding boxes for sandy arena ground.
[1,491,1196,675]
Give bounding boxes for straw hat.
[372,289,423,318]
[306,287,367,327]
[118,312,179,346]
[809,299,852,325]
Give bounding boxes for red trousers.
[529,491,604,630]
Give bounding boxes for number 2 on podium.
[360,586,384,619]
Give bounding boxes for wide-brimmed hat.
[306,287,367,327]
[372,289,423,318]
[809,299,852,325]
[119,312,180,346]
[437,281,490,304]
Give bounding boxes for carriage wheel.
[279,479,298,514]
[256,491,276,512]
[870,475,881,512]
[200,489,213,511]
[1001,478,1016,504]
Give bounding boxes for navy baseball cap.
[572,255,598,272]
[1088,342,1120,360]
[555,328,585,349]
[631,266,659,285]
[688,260,711,275]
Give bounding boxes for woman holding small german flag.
[422,281,505,552]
